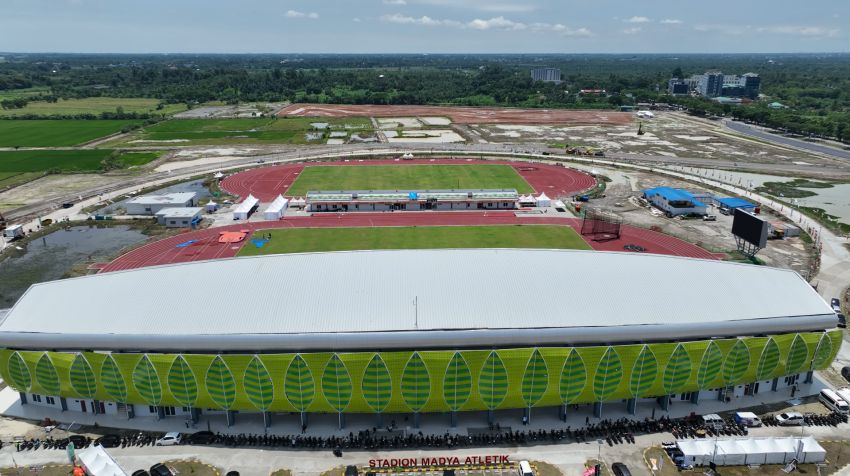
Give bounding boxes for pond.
[0,225,148,308]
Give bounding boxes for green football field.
[238,225,591,256]
[286,164,534,195]
[0,120,142,147]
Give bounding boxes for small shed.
[3,224,25,240]
[263,195,289,220]
[205,201,219,213]
[536,192,551,207]
[716,197,755,211]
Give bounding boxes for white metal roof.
[233,194,258,214]
[154,207,202,218]
[264,195,289,214]
[126,192,196,205]
[0,249,837,351]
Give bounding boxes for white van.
[820,389,850,413]
[518,461,534,476]
[702,413,725,430]
[836,388,850,408]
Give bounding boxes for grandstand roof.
[0,249,836,352]
[306,189,519,203]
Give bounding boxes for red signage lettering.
[368,455,510,468]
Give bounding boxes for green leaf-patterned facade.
[0,331,840,413]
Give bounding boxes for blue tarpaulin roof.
[717,197,755,209]
[642,187,707,208]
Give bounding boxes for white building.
[125,192,197,215]
[154,207,203,228]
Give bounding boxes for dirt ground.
[470,112,843,169]
[0,174,126,213]
[568,163,816,277]
[278,104,633,125]
[174,103,286,119]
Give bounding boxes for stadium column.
[626,398,636,415]
[190,407,201,423]
[804,371,814,384]
[559,404,567,422]
[413,412,419,429]
[18,392,27,405]
[263,411,272,428]
[338,413,345,430]
[660,395,670,411]
[226,410,236,427]
[593,402,602,418]
[771,378,779,392]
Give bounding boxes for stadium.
[0,248,842,427]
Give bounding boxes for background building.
[531,68,562,84]
[125,192,197,215]
[0,249,840,427]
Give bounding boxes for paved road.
[725,120,850,161]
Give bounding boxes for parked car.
[68,435,88,448]
[775,412,805,426]
[132,471,151,476]
[94,434,122,448]
[842,366,850,383]
[611,463,632,476]
[832,298,842,313]
[150,464,173,476]
[838,313,846,328]
[702,215,717,221]
[154,432,182,446]
[733,412,763,427]
[187,431,216,445]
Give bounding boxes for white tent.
[78,444,128,476]
[233,194,259,220]
[518,194,535,205]
[536,192,551,207]
[213,172,225,180]
[677,437,826,467]
[290,197,307,208]
[205,201,218,212]
[263,195,289,220]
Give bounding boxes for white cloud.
[622,27,643,34]
[285,10,319,19]
[383,0,407,5]
[660,19,683,24]
[353,17,362,22]
[381,12,591,35]
[624,16,650,23]
[693,24,751,35]
[756,25,839,37]
[531,23,593,37]
[468,16,526,30]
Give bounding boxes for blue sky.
[1,0,846,53]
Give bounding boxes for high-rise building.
[530,67,562,84]
[698,72,725,97]
[668,78,690,95]
[741,73,761,99]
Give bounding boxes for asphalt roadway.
[724,120,850,162]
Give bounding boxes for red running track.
[219,159,597,202]
[100,212,722,273]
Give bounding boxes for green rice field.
[0,120,142,147]
[286,164,534,195]
[122,117,372,146]
[0,149,156,189]
[0,97,186,117]
[238,225,591,256]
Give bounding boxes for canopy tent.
[290,197,307,208]
[205,201,218,212]
[536,192,551,207]
[232,194,259,220]
[213,172,225,180]
[518,194,536,205]
[263,195,289,220]
[677,437,825,467]
[78,444,128,476]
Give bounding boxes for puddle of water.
[0,225,148,308]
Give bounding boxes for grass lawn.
[0,120,142,147]
[0,150,153,189]
[121,116,372,146]
[238,225,591,256]
[0,97,186,117]
[287,164,534,195]
[0,87,52,100]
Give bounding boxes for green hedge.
[0,330,841,413]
